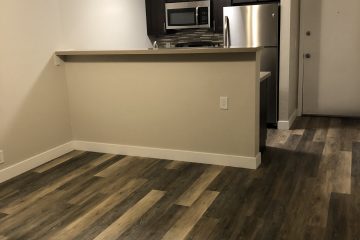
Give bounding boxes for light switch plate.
[0,150,4,164]
[220,96,228,110]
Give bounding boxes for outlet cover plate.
[220,96,229,110]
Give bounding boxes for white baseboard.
[0,140,261,183]
[73,141,261,170]
[278,109,298,130]
[0,142,74,183]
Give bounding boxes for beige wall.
[0,0,72,169]
[279,0,301,123]
[58,0,301,127]
[58,0,152,50]
[0,0,293,172]
[65,53,260,158]
[57,0,302,124]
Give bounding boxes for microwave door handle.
[196,7,199,25]
[224,16,230,48]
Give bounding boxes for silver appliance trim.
[165,1,211,30]
[224,16,230,48]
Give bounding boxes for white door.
[300,0,360,116]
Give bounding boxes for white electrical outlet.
[220,96,228,110]
[0,150,4,164]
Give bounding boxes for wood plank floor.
[0,116,359,240]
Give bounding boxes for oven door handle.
[224,16,230,48]
[196,6,199,25]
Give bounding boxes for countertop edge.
[260,72,271,82]
[55,47,263,56]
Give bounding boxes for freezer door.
[261,47,279,125]
[224,4,279,47]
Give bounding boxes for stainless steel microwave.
[165,0,211,30]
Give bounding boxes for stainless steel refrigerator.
[224,3,280,126]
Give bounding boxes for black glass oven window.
[168,8,196,26]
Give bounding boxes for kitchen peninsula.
[55,47,264,169]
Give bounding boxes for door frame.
[297,0,306,117]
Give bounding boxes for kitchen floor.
[0,116,359,240]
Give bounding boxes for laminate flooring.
[0,116,359,240]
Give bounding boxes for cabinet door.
[212,0,231,33]
[146,0,166,36]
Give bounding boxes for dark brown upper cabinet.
[145,0,166,36]
[212,0,231,33]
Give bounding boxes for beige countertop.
[260,72,271,82]
[55,47,262,57]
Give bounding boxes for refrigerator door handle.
[224,16,230,48]
[196,7,199,25]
